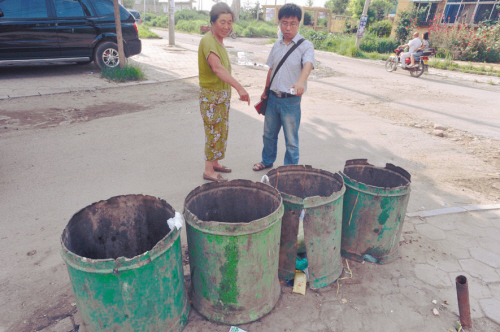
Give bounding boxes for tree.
[347,0,376,24]
[113,0,126,68]
[370,0,395,21]
[325,0,349,15]
[347,0,395,24]
[123,0,134,9]
[306,0,314,7]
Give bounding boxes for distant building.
[394,0,499,35]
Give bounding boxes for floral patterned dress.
[199,87,231,161]
[198,32,232,162]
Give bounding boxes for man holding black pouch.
[253,3,315,171]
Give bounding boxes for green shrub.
[176,20,207,33]
[368,20,393,38]
[236,21,276,37]
[101,64,146,82]
[174,9,209,22]
[138,25,161,39]
[360,33,398,53]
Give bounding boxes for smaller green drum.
[341,159,411,264]
[266,165,345,289]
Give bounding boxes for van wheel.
[94,42,120,70]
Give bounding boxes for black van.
[0,0,141,69]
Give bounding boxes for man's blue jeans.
[261,93,302,166]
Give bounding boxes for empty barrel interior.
[267,168,343,199]
[185,184,281,224]
[343,165,410,188]
[62,195,173,260]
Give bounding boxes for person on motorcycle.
[399,32,422,68]
[409,32,429,68]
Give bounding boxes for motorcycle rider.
[399,32,422,68]
[409,32,430,68]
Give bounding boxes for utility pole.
[113,0,126,68]
[355,0,370,48]
[233,0,240,22]
[169,0,175,45]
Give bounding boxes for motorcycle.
[229,28,237,39]
[385,47,433,78]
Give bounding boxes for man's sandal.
[213,165,232,173]
[253,162,273,171]
[203,173,228,182]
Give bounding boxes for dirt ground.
[1,40,499,332]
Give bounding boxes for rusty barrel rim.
[60,194,180,274]
[184,179,284,234]
[266,165,346,207]
[341,159,411,196]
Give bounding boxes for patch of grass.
[429,58,500,77]
[138,25,161,39]
[363,51,391,60]
[101,64,146,82]
[266,38,276,44]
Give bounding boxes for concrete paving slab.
[459,259,500,283]
[415,224,447,240]
[479,298,500,325]
[447,230,481,248]
[463,204,500,211]
[489,283,500,301]
[470,247,500,269]
[407,206,467,217]
[414,264,453,288]
[479,236,500,255]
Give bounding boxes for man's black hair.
[278,3,302,22]
[423,32,429,40]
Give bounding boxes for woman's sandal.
[203,173,228,182]
[213,165,232,173]
[253,162,273,171]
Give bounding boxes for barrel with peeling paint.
[184,179,283,325]
[341,159,411,264]
[60,195,190,332]
[266,165,345,289]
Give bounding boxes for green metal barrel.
[266,165,345,289]
[184,180,283,325]
[60,195,190,332]
[341,159,411,264]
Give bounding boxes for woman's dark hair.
[278,3,302,22]
[210,3,234,24]
[423,32,429,40]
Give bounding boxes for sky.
[198,0,328,12]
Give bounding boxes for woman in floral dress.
[198,2,250,182]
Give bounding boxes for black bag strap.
[267,38,306,91]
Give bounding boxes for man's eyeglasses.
[280,21,299,28]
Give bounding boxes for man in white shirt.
[399,32,422,67]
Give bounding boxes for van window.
[91,0,129,19]
[54,0,86,17]
[0,0,49,18]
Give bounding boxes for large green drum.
[341,159,411,264]
[61,195,190,332]
[266,165,345,289]
[184,180,283,325]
